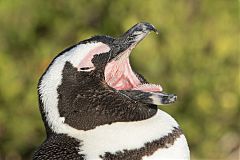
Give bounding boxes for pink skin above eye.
[78,43,110,70]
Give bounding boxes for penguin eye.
[79,67,95,71]
[80,67,92,70]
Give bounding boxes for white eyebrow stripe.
[39,42,110,133]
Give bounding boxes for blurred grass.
[0,0,239,159]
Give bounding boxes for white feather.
[39,42,110,133]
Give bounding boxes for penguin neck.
[41,108,178,139]
[68,109,180,159]
[70,109,179,139]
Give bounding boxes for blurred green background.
[0,0,239,159]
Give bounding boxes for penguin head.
[38,22,176,134]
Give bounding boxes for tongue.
[132,83,163,92]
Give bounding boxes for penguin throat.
[104,48,162,92]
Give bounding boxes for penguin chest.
[75,110,190,160]
[142,135,190,160]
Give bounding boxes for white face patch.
[39,42,110,133]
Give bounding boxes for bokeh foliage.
[0,0,239,159]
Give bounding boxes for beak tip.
[140,22,159,34]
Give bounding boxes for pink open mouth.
[104,45,163,92]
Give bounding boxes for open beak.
[104,22,177,105]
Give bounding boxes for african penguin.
[33,22,190,160]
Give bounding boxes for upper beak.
[110,22,158,61]
[121,22,158,45]
[141,22,158,33]
[124,22,158,36]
